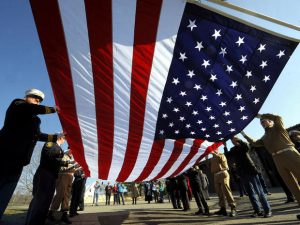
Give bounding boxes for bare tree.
[16,143,43,195]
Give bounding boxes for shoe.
[230,206,237,217]
[194,210,203,215]
[47,211,56,221]
[214,208,227,216]
[251,211,263,217]
[61,212,72,224]
[267,192,272,195]
[285,197,295,203]
[297,214,300,220]
[203,211,210,216]
[264,212,272,218]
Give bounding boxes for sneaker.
[267,192,272,195]
[251,211,263,217]
[264,212,272,218]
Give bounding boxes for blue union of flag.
[155,3,298,142]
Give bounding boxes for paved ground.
[2,188,300,225]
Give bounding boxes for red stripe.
[196,142,223,164]
[30,0,90,176]
[134,140,165,182]
[116,0,163,181]
[170,139,205,177]
[85,0,114,179]
[152,139,186,180]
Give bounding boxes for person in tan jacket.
[210,148,236,217]
[241,113,300,221]
[48,149,78,224]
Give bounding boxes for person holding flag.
[241,113,300,220]
[0,89,60,221]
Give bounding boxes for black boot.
[203,209,210,216]
[47,210,55,221]
[61,212,72,224]
[214,207,227,216]
[194,209,203,215]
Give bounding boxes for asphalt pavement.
[2,187,300,225]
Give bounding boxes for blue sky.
[0,0,299,158]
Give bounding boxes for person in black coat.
[228,137,272,218]
[25,135,69,225]
[166,177,182,209]
[69,168,85,217]
[176,174,190,211]
[0,89,59,220]
[187,166,210,215]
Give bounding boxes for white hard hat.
[25,88,45,101]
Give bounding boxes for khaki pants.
[273,148,300,205]
[214,170,235,209]
[50,173,73,211]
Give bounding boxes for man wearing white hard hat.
[0,88,62,221]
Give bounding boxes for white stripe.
[144,139,175,181]
[161,139,194,179]
[58,0,98,177]
[172,140,214,177]
[125,0,187,181]
[107,0,137,181]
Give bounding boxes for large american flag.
[30,0,298,181]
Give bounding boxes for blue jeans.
[93,193,99,205]
[119,192,125,205]
[242,174,271,213]
[0,166,23,219]
[258,173,269,194]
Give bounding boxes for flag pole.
[187,0,300,42]
[207,0,300,32]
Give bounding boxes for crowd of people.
[0,89,300,224]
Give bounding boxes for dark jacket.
[227,140,259,176]
[38,142,68,178]
[0,99,57,166]
[176,174,188,191]
[187,169,202,190]
[166,177,178,192]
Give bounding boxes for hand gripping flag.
[30,0,298,181]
